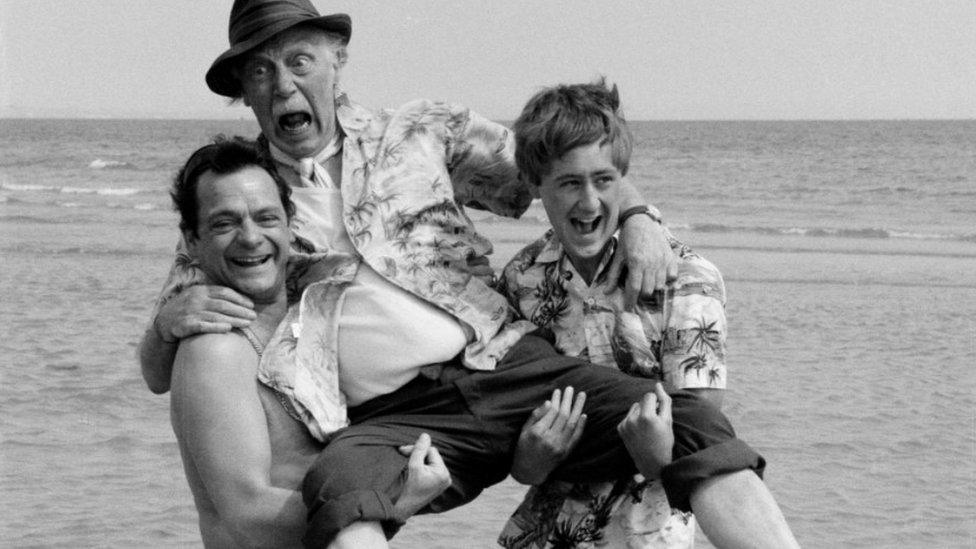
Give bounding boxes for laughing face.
[185,166,291,304]
[534,140,623,283]
[238,26,344,159]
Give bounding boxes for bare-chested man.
[167,137,450,548]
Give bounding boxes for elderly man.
[167,137,451,548]
[140,2,789,548]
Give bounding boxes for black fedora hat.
[206,0,351,97]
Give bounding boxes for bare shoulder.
[176,332,256,371]
[171,332,259,399]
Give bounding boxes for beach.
[1,118,974,547]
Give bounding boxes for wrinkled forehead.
[243,25,339,62]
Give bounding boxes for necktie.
[268,134,343,188]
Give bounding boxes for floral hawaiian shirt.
[495,228,728,548]
[151,93,537,440]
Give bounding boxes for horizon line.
[2,115,974,123]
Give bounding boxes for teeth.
[572,217,601,234]
[232,256,268,266]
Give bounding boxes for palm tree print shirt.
[495,228,728,548]
[150,94,539,440]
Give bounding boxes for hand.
[617,383,673,479]
[510,387,587,485]
[395,433,452,519]
[155,285,256,342]
[605,214,677,310]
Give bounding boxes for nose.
[579,182,601,211]
[237,219,263,248]
[272,69,297,97]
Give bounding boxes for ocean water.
[1,118,974,548]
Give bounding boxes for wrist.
[618,205,661,228]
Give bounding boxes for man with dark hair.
[167,137,451,548]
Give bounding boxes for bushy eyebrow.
[205,204,284,220]
[552,167,617,182]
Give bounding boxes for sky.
[1,0,974,120]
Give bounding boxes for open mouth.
[229,254,272,268]
[278,112,312,134]
[571,216,603,235]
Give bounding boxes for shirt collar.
[536,229,620,282]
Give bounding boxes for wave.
[1,182,148,196]
[88,158,133,169]
[0,241,170,258]
[682,222,975,244]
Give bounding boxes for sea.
[1,118,974,548]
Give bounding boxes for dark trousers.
[301,333,764,547]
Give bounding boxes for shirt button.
[586,297,596,306]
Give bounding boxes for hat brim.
[206,13,351,98]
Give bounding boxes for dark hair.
[171,135,294,236]
[513,78,633,185]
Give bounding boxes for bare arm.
[140,285,256,394]
[170,333,305,547]
[605,179,678,309]
[139,324,178,394]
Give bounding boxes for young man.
[141,2,793,547]
[167,138,450,548]
[495,81,796,548]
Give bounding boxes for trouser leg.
[461,333,766,512]
[301,374,510,547]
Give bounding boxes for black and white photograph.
[1,1,973,547]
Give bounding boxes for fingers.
[640,390,660,419]
[623,266,640,310]
[426,445,446,471]
[551,387,574,431]
[618,401,640,434]
[550,387,586,432]
[618,385,670,432]
[603,253,624,296]
[191,320,235,335]
[408,433,432,468]
[568,389,586,426]
[206,285,256,310]
[206,299,258,322]
[566,411,587,450]
[655,383,672,423]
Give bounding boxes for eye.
[210,219,235,232]
[257,214,282,227]
[290,54,313,73]
[242,62,271,82]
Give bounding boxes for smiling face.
[185,166,291,304]
[535,140,623,283]
[237,26,344,159]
